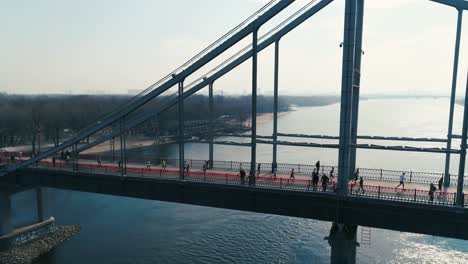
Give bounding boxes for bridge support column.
[209,82,214,169]
[349,0,365,177]
[250,28,258,185]
[272,40,280,174]
[456,72,468,206]
[36,187,49,222]
[444,9,463,188]
[119,117,127,176]
[111,137,115,162]
[179,80,185,179]
[337,0,358,194]
[0,192,12,238]
[72,144,78,171]
[327,223,358,264]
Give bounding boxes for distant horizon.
[0,91,458,98]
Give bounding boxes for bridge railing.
[19,158,467,207]
[350,184,456,206]
[77,153,465,185]
[2,152,467,186]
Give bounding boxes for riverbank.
[0,225,80,264]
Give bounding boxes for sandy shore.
[242,111,289,126]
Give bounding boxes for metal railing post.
[409,171,413,183]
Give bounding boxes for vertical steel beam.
[337,0,357,194]
[272,40,280,173]
[72,143,78,171]
[120,118,124,176]
[456,72,468,206]
[123,116,127,175]
[179,81,185,179]
[36,187,49,222]
[251,28,258,185]
[444,9,464,187]
[111,137,115,162]
[209,82,214,169]
[0,192,12,237]
[349,0,365,176]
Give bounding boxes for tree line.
[0,93,291,148]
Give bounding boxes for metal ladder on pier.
[360,227,372,247]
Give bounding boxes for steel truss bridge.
[1,1,468,263]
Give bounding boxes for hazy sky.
[1,0,467,96]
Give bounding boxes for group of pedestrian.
[238,168,255,185]
[428,177,445,202]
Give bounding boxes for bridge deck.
[4,165,468,241]
[13,158,466,208]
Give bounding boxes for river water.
[17,98,468,263]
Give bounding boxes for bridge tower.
[337,0,364,194]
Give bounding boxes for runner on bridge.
[257,163,261,176]
[429,183,437,202]
[395,172,406,190]
[185,163,190,177]
[312,168,319,191]
[248,169,254,186]
[357,176,365,194]
[329,167,335,182]
[354,168,360,184]
[315,160,320,173]
[438,177,443,191]
[146,160,151,170]
[239,168,246,185]
[289,168,295,183]
[321,173,329,192]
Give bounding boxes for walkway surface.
[4,156,465,208]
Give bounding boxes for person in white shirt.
[395,172,406,190]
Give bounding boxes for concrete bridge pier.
[326,222,358,264]
[0,191,12,238]
[0,187,54,251]
[36,187,49,222]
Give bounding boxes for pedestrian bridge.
[1,157,468,240]
[1,0,468,262]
